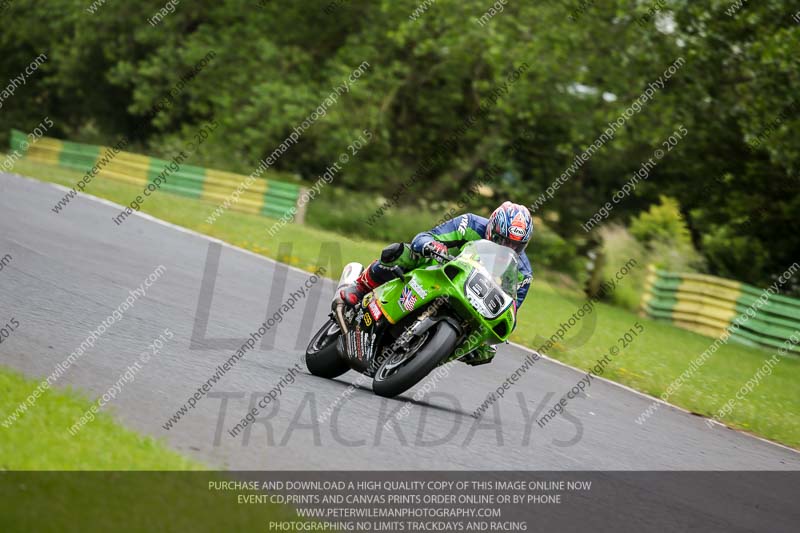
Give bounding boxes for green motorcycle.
[305,239,521,398]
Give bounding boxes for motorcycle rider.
[340,201,534,366]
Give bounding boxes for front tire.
[305,319,350,378]
[372,321,458,398]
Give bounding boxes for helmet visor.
[490,232,528,253]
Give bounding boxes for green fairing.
[372,249,517,365]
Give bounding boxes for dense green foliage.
[1,0,798,290]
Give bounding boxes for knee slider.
[381,243,405,263]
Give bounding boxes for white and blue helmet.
[486,201,533,253]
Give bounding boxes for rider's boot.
[339,261,381,306]
[339,244,417,307]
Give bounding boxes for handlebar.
[428,248,456,263]
[391,248,454,280]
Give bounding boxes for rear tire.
[305,319,350,379]
[372,321,458,398]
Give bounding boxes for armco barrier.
[9,129,305,221]
[641,265,800,354]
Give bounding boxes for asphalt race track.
[2,172,799,471]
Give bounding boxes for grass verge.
[4,155,799,449]
[0,367,300,531]
[0,366,198,470]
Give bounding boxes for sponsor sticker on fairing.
[368,300,382,321]
[362,292,374,307]
[398,286,417,312]
[409,278,428,299]
[363,332,376,358]
[355,330,363,359]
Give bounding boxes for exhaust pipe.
[334,303,348,335]
[332,262,364,334]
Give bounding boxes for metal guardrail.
[9,129,306,221]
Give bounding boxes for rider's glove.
[422,241,448,259]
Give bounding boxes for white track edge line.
[507,345,800,455]
[14,172,800,456]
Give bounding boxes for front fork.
[332,261,364,335]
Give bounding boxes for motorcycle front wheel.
[372,320,458,398]
[305,318,350,378]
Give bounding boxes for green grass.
[0,368,301,531]
[0,366,199,470]
[511,287,800,447]
[5,154,800,450]
[0,472,302,533]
